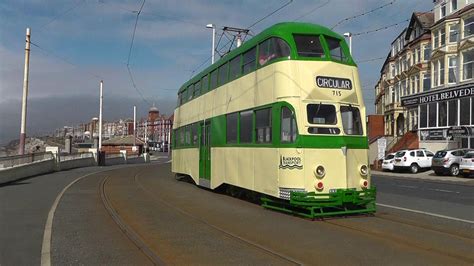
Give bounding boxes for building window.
[464,16,474,38]
[423,44,431,61]
[440,2,446,18]
[415,74,420,93]
[448,99,458,126]
[472,97,474,125]
[420,104,427,128]
[429,102,437,128]
[239,110,252,143]
[452,0,457,11]
[449,24,459,43]
[460,98,470,125]
[438,101,448,127]
[463,49,474,80]
[433,61,439,87]
[440,28,446,47]
[423,73,431,91]
[226,113,238,143]
[433,31,439,49]
[448,56,458,84]
[255,108,272,143]
[281,107,297,142]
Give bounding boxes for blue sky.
[0,0,432,144]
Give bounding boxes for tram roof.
[179,22,348,93]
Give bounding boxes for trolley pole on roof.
[19,27,31,155]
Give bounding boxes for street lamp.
[343,32,352,55]
[206,23,216,64]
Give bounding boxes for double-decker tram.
[172,22,376,218]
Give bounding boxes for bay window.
[464,16,474,38]
[463,49,474,80]
[449,24,459,43]
[448,56,458,84]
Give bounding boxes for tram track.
[99,174,165,265]
[321,217,474,263]
[131,169,302,265]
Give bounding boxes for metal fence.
[59,152,94,162]
[0,152,54,169]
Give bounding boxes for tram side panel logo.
[316,76,352,90]
[279,155,303,170]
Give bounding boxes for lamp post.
[344,32,352,54]
[206,24,216,64]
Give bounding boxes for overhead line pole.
[99,80,103,151]
[19,27,31,155]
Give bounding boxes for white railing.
[59,152,94,162]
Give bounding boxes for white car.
[460,151,474,178]
[393,149,435,174]
[382,153,396,171]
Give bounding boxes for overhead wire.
[331,0,398,30]
[189,0,294,78]
[38,0,86,32]
[30,41,103,80]
[352,19,409,36]
[292,0,330,21]
[125,0,151,106]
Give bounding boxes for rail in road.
[53,164,474,264]
[1,160,473,265]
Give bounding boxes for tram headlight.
[314,165,325,178]
[359,164,368,177]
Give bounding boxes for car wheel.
[410,163,419,174]
[449,164,460,176]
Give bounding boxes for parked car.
[382,153,396,171]
[393,149,435,174]
[460,151,474,178]
[432,149,471,176]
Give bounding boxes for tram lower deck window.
[341,106,363,135]
[307,104,337,125]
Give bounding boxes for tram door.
[199,121,211,187]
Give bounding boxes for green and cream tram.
[172,22,376,218]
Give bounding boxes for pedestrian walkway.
[372,170,474,184]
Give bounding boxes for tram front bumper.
[261,187,376,219]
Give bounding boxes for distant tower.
[148,104,159,141]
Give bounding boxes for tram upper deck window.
[293,34,325,58]
[325,36,347,62]
[229,55,241,80]
[341,106,363,135]
[242,47,257,75]
[258,38,290,66]
[218,62,229,85]
[210,70,218,90]
[307,104,337,125]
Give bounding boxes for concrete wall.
[0,159,55,184]
[59,157,96,171]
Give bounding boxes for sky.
[0,0,433,145]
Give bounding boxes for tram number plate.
[329,189,338,193]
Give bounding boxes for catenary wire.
[30,41,103,80]
[331,0,398,30]
[292,0,330,21]
[38,0,86,31]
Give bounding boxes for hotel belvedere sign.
[401,85,474,107]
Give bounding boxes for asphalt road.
[372,174,474,221]
[1,157,473,265]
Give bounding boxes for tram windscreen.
[341,106,363,135]
[307,104,337,124]
[326,36,347,61]
[293,35,325,58]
